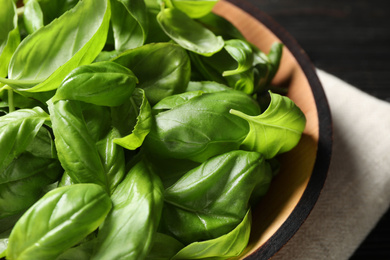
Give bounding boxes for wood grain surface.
[245,0,390,258]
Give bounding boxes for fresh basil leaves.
[0,0,306,259]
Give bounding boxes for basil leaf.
[0,107,49,173]
[113,88,152,150]
[253,42,283,92]
[157,8,224,56]
[230,91,306,159]
[167,0,219,19]
[146,233,184,260]
[222,39,254,77]
[145,155,200,189]
[153,91,204,111]
[172,210,251,259]
[185,81,230,93]
[92,159,164,260]
[6,184,112,260]
[0,152,62,219]
[161,150,271,244]
[25,0,79,27]
[113,42,190,104]
[111,0,148,51]
[0,0,20,78]
[82,103,112,142]
[196,12,245,40]
[195,46,255,94]
[1,0,111,92]
[144,90,260,162]
[56,239,96,260]
[23,0,44,34]
[48,100,108,191]
[52,61,138,106]
[96,128,126,193]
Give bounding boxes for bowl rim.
[221,0,333,259]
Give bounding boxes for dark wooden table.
[245,0,390,259]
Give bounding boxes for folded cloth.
[271,69,390,260]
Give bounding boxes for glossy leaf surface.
[172,210,251,259]
[160,150,271,244]
[111,0,148,51]
[6,184,112,260]
[0,107,49,173]
[92,159,164,260]
[23,0,44,34]
[146,233,184,260]
[113,42,190,104]
[167,0,219,19]
[0,0,19,77]
[222,39,253,76]
[96,128,126,193]
[52,61,137,106]
[113,88,152,150]
[230,91,306,158]
[145,90,260,162]
[0,152,62,218]
[48,100,108,191]
[2,0,111,92]
[157,8,224,56]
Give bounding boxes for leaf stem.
[8,88,15,112]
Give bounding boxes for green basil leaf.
[25,126,57,159]
[91,159,164,260]
[195,46,255,94]
[0,152,62,219]
[111,0,148,51]
[48,100,108,191]
[1,0,111,92]
[146,233,184,260]
[113,88,152,150]
[222,39,253,77]
[160,150,271,244]
[52,61,137,106]
[0,213,22,234]
[145,155,200,189]
[196,12,245,40]
[157,8,224,56]
[6,184,112,260]
[0,107,49,173]
[167,0,219,19]
[230,91,306,159]
[82,103,112,142]
[25,0,79,27]
[0,0,20,78]
[185,81,230,93]
[144,90,260,162]
[172,210,251,259]
[57,172,75,187]
[253,42,283,92]
[153,91,204,111]
[96,128,126,193]
[188,51,227,85]
[226,68,255,94]
[23,0,44,34]
[113,42,190,104]
[56,239,96,260]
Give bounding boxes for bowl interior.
[212,1,324,258]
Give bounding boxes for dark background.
[245,0,390,259]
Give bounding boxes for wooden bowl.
[212,0,333,259]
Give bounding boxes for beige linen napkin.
[272,69,390,259]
